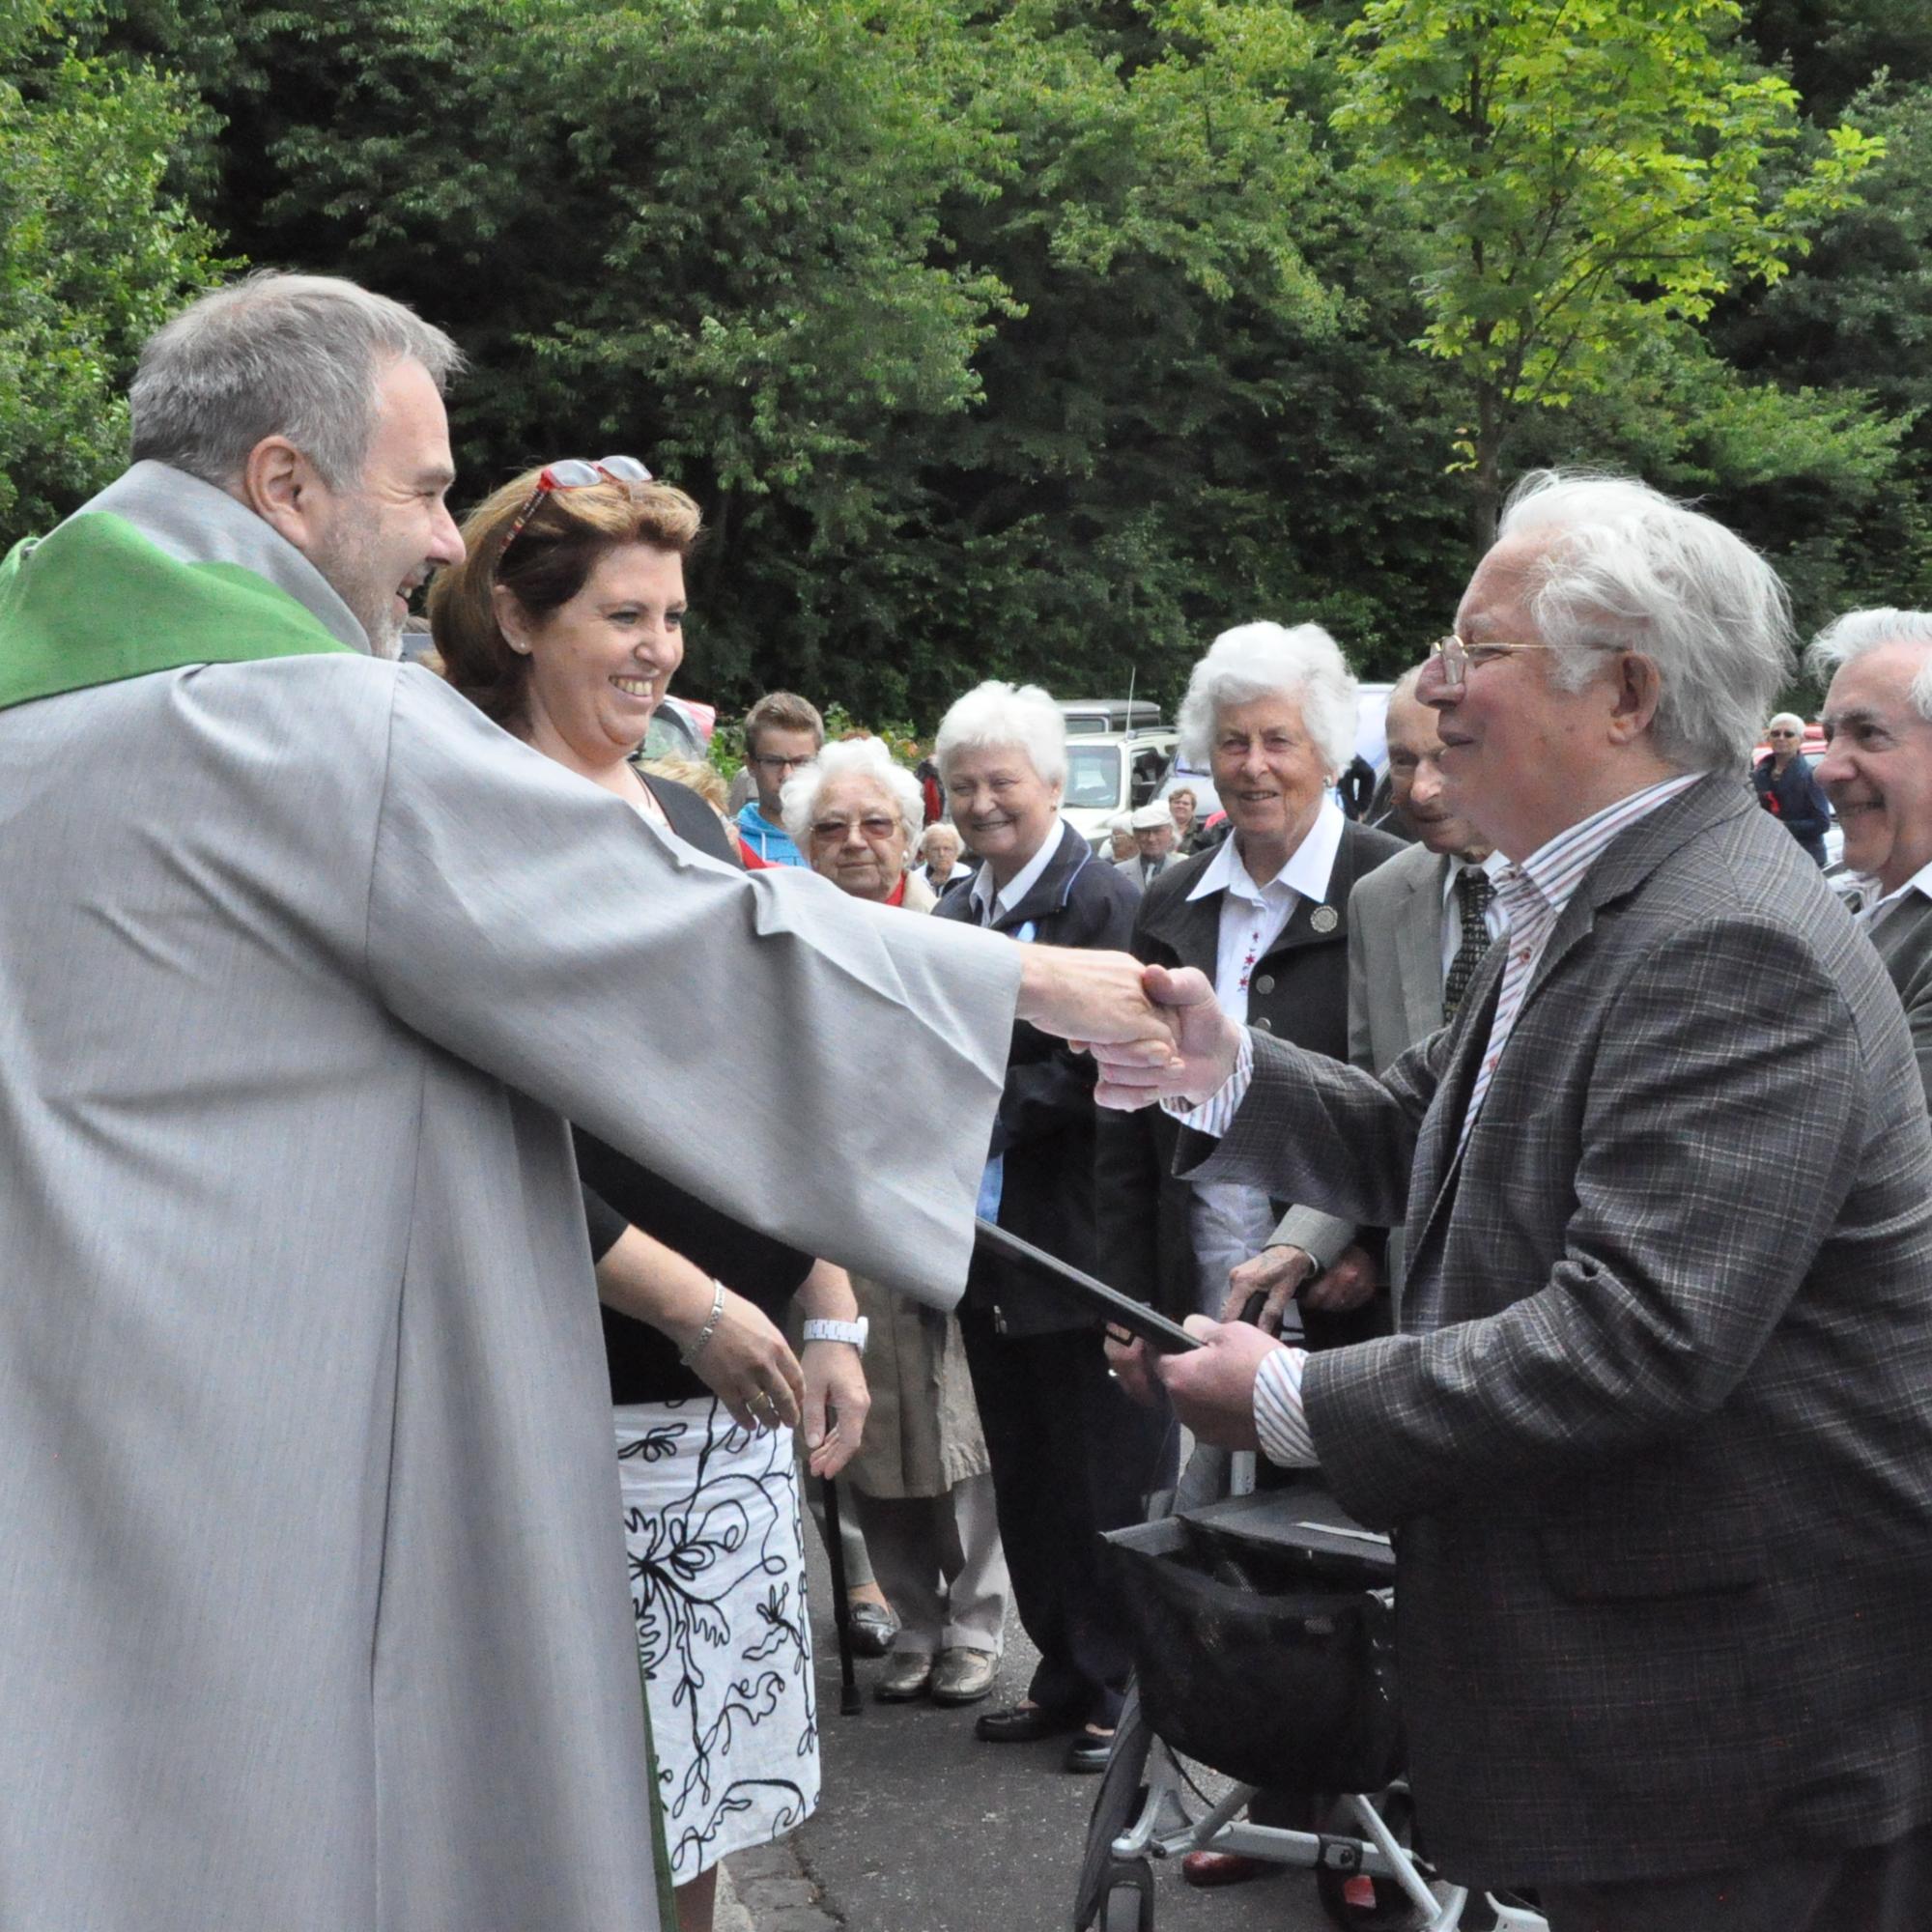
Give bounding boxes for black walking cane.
[817,1470,864,1716]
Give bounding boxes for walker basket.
[1101,1489,1402,1795]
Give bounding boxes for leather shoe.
[1180,1850,1273,1889]
[1063,1727,1115,1774]
[873,1650,934,1702]
[974,1701,1079,1744]
[846,1599,897,1658]
[929,1646,998,1706]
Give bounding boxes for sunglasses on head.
[498,456,653,562]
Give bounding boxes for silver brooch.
[1311,905,1339,933]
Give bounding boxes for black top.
[578,776,812,1404]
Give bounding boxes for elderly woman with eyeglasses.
[429,460,869,1932]
[778,738,1010,1708]
[1753,709,1833,867]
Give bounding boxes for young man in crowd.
[735,689,824,864]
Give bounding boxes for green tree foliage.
[0,0,221,542]
[1334,0,1884,547]
[36,0,1932,720]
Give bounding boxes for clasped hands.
[1016,953,1241,1110]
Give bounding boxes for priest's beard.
[306,502,405,661]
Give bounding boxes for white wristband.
[801,1317,868,1354]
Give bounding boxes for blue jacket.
[1751,752,1831,865]
[734,799,806,867]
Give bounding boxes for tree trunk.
[1472,383,1502,555]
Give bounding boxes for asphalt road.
[783,1517,1347,1932]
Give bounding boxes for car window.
[641,703,701,762]
[1129,746,1170,806]
[1065,743,1123,809]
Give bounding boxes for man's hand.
[1152,1315,1287,1451]
[1095,962,1242,1110]
[1103,1327,1163,1408]
[1090,961,1241,1111]
[1221,1241,1379,1331]
[1016,946,1178,1056]
[1303,1243,1378,1314]
[1221,1244,1317,1336]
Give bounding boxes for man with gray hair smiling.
[1810,607,1932,1105]
[0,274,1181,1931]
[1114,471,1932,1929]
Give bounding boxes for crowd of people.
[5,268,1932,1932]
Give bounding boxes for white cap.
[1130,802,1172,831]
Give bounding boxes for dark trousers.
[1540,1817,1932,1932]
[956,1312,1177,1729]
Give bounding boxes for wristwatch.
[801,1317,868,1354]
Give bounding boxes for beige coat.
[845,867,992,1499]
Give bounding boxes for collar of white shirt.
[1508,771,1706,927]
[1437,844,1511,913]
[1861,853,1932,928]
[969,817,1068,925]
[1186,796,1347,910]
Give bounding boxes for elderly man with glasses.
[1752,708,1833,867]
[1117,470,1932,1932]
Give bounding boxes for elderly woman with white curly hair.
[1096,623,1406,1343]
[1094,620,1405,1883]
[780,738,1011,1707]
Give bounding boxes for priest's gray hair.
[129,271,465,492]
[1806,610,1932,722]
[1497,470,1793,772]
[1176,622,1358,778]
[935,680,1067,788]
[780,736,925,851]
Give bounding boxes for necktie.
[1443,868,1496,1020]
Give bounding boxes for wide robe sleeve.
[364,670,1021,1309]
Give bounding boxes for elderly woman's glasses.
[811,813,899,842]
[498,455,653,562]
[1428,634,1564,692]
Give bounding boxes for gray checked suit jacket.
[1183,773,1932,1886]
[1873,888,1932,1109]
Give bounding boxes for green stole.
[0,507,351,710]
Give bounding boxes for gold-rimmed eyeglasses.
[1426,634,1565,691]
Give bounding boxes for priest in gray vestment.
[0,272,1169,1932]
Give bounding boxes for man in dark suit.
[1230,667,1505,1331]
[1117,474,1932,1929]
[1810,607,1932,1109]
[931,680,1172,1774]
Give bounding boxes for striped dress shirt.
[1165,769,1709,1468]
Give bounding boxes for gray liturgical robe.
[0,469,1020,1929]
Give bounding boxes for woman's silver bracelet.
[678,1279,727,1367]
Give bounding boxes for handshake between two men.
[1014,948,1284,1455]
